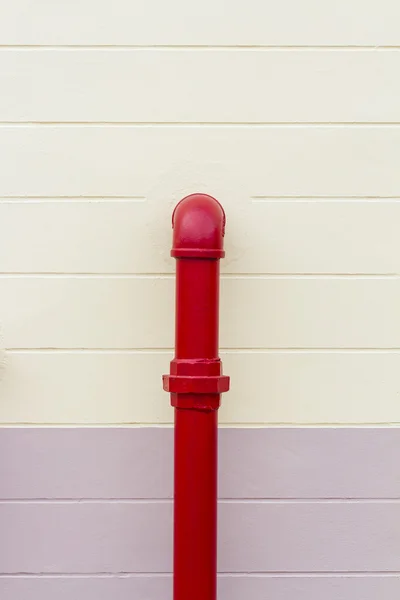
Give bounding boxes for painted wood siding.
[0,427,399,599]
[1,5,400,595]
[0,4,399,427]
[2,49,400,123]
[1,0,400,46]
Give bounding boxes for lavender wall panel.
[0,426,399,598]
[220,427,400,499]
[0,500,399,573]
[0,427,399,499]
[0,576,170,600]
[0,575,399,600]
[0,427,173,500]
[218,501,400,572]
[218,575,400,600]
[0,501,172,573]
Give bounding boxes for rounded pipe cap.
[171,193,226,259]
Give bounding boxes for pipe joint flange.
[163,374,230,395]
[163,358,230,405]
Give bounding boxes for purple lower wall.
[1,575,399,600]
[0,427,399,599]
[2,427,399,499]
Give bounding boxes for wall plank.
[2,200,400,275]
[1,50,400,123]
[0,427,399,498]
[0,427,398,596]
[0,277,399,349]
[1,0,399,45]
[0,502,173,573]
[219,501,400,572]
[1,126,400,198]
[2,352,400,424]
[0,501,398,572]
[0,200,157,274]
[1,574,399,600]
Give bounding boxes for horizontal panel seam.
[0,571,399,577]
[2,423,400,427]
[4,197,398,201]
[1,274,400,279]
[1,423,399,428]
[0,198,147,203]
[3,122,400,127]
[7,348,400,354]
[3,45,400,51]
[0,498,398,504]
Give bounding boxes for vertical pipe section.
[163,193,229,600]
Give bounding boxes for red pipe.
[163,193,230,600]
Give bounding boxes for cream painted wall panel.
[0,276,399,349]
[0,276,174,350]
[2,50,400,123]
[0,351,172,424]
[235,200,400,275]
[1,126,400,198]
[2,199,400,275]
[1,351,400,424]
[0,200,155,274]
[220,278,400,349]
[1,0,399,45]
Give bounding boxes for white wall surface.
[0,1,399,424]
